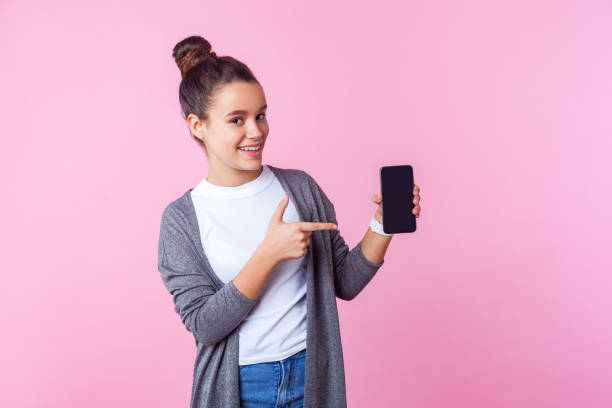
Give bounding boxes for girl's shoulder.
[159,189,195,233]
[266,164,316,186]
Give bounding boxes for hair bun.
[172,36,216,78]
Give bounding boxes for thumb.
[271,194,289,224]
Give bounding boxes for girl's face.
[190,81,269,186]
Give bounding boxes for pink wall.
[2,0,611,407]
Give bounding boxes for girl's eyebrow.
[225,104,267,117]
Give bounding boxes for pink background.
[2,0,611,407]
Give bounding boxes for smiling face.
[188,80,269,186]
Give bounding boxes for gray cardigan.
[157,164,384,408]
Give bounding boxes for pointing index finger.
[298,222,338,231]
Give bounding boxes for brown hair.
[172,35,260,152]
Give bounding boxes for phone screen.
[379,165,416,234]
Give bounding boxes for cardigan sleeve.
[305,173,384,301]
[157,206,257,346]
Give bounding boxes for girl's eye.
[230,114,266,125]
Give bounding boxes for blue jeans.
[239,348,306,408]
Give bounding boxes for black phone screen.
[379,165,416,234]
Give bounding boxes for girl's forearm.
[359,226,392,265]
[232,242,279,301]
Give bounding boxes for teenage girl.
[159,35,421,408]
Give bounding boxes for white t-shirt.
[190,164,307,365]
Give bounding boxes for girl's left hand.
[372,184,421,223]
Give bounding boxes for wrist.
[369,214,393,236]
[257,240,280,266]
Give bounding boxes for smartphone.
[379,165,417,234]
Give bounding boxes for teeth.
[239,145,260,151]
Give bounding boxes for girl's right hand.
[262,194,338,262]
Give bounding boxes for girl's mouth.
[237,144,262,157]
